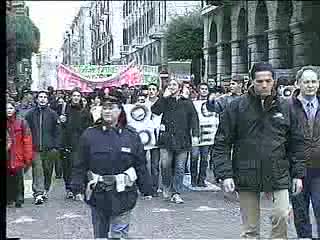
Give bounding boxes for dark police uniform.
[70,121,152,239]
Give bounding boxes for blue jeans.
[91,207,130,239]
[160,149,188,195]
[291,172,320,238]
[191,146,209,183]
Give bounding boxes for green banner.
[71,64,159,85]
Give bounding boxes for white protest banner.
[123,100,218,149]
[123,104,161,150]
[192,100,219,146]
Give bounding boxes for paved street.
[7,173,319,239]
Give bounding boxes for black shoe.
[15,202,23,208]
[152,192,160,197]
[191,177,197,187]
[66,191,74,199]
[197,181,208,187]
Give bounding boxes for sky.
[25,1,84,52]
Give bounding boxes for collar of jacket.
[93,119,122,133]
[70,103,82,110]
[7,113,17,124]
[248,86,278,111]
[37,104,48,110]
[291,88,320,108]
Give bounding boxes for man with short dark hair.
[16,89,35,118]
[290,65,320,239]
[25,90,60,204]
[213,62,305,238]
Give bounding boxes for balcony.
[132,36,144,49]
[120,45,129,55]
[149,25,164,40]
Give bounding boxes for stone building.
[89,1,124,65]
[120,1,200,69]
[62,3,92,65]
[202,0,320,83]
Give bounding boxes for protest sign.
[123,100,218,149]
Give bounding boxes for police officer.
[70,89,152,239]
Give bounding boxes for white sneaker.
[170,194,184,204]
[34,195,44,205]
[43,191,49,201]
[162,189,170,200]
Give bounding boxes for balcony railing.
[149,25,164,40]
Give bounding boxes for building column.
[267,29,291,69]
[160,36,168,71]
[247,34,268,66]
[216,42,225,82]
[290,21,313,68]
[203,48,209,82]
[231,40,241,74]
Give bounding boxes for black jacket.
[213,87,305,192]
[207,93,241,114]
[60,103,93,149]
[290,90,320,177]
[25,105,60,151]
[151,96,199,151]
[70,123,152,216]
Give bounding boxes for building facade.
[62,3,92,66]
[202,0,320,83]
[88,1,124,65]
[120,1,201,69]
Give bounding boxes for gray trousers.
[32,151,57,197]
[91,207,131,239]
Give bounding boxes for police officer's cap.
[102,88,124,105]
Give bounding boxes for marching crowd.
[6,62,320,239]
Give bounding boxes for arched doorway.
[237,8,248,73]
[276,0,293,69]
[222,12,232,77]
[208,20,217,79]
[254,0,269,63]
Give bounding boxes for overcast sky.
[26,1,84,51]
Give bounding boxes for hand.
[292,178,303,195]
[208,93,216,102]
[192,136,199,145]
[59,115,67,123]
[223,178,235,193]
[142,195,152,200]
[163,88,172,98]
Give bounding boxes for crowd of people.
[6,62,319,239]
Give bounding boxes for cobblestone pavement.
[6,175,317,239]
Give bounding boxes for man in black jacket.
[151,79,199,204]
[25,90,60,204]
[213,62,305,238]
[70,90,152,239]
[290,65,320,239]
[60,88,93,199]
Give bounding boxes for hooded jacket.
[7,114,33,175]
[213,86,305,192]
[25,105,61,152]
[290,89,320,177]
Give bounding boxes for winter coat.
[213,87,305,192]
[25,105,61,152]
[70,122,152,216]
[151,96,199,151]
[290,90,320,177]
[60,103,93,149]
[206,93,241,114]
[7,114,33,176]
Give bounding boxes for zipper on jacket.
[39,110,43,151]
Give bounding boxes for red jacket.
[7,114,33,176]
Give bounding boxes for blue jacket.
[70,124,152,215]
